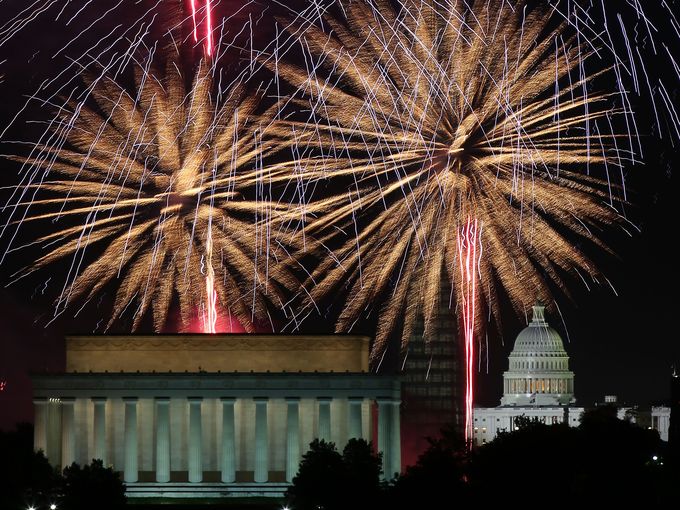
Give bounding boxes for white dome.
[513,306,567,354]
[500,304,575,406]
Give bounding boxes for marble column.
[220,398,236,483]
[61,397,76,467]
[389,399,401,477]
[377,398,401,480]
[92,397,107,465]
[155,397,170,483]
[253,397,268,483]
[47,400,62,464]
[188,397,203,483]
[123,397,138,483]
[317,397,332,442]
[347,397,363,440]
[285,397,300,483]
[33,398,48,455]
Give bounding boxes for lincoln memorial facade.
[31,335,402,499]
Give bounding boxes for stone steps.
[125,482,289,498]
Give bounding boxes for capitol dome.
[500,304,575,406]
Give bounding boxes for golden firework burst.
[267,0,628,358]
[10,60,297,331]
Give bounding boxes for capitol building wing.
[31,335,402,499]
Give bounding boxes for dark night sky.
[0,0,679,430]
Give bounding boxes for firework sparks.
[3,58,297,331]
[264,0,629,361]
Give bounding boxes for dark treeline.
[288,406,679,509]
[0,423,125,510]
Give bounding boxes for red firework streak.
[457,218,481,445]
[191,0,215,334]
[203,274,217,333]
[202,228,218,334]
[190,0,213,56]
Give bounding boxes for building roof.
[64,334,370,373]
[511,304,568,355]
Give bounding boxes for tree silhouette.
[0,424,126,510]
[61,459,126,510]
[467,407,671,507]
[387,426,469,508]
[286,438,382,510]
[0,423,59,510]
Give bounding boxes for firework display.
[3,58,297,332]
[268,0,626,356]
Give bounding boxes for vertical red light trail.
[204,274,217,333]
[190,0,198,41]
[457,218,480,446]
[192,0,216,334]
[189,1,213,56]
[203,228,218,334]
[205,0,213,57]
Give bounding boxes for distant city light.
[653,455,658,461]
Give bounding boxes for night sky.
[0,0,679,430]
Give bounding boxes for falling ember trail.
[457,218,480,446]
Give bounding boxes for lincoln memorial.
[31,335,402,499]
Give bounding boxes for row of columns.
[34,398,108,466]
[505,378,572,394]
[35,396,400,483]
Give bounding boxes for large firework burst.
[5,60,296,331]
[268,0,629,358]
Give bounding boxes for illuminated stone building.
[31,335,401,499]
[473,304,584,444]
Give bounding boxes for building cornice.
[31,372,401,399]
